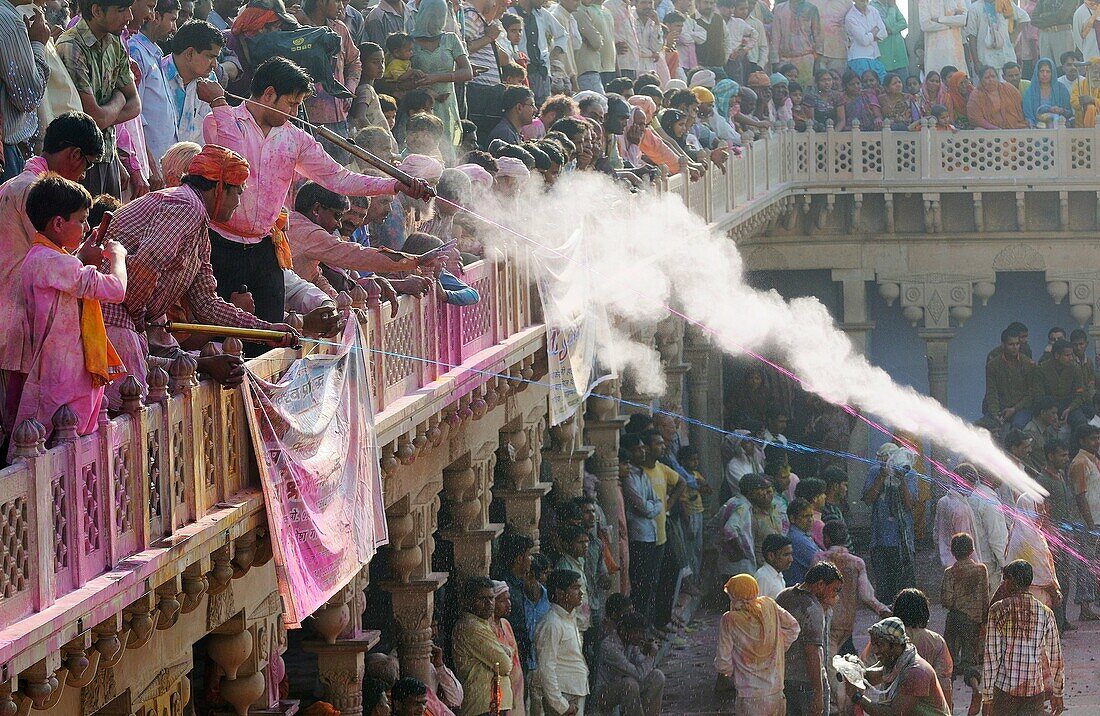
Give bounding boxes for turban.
[187,144,250,186]
[495,156,530,179]
[573,90,609,115]
[398,153,445,182]
[887,448,917,471]
[160,141,202,186]
[723,573,759,602]
[302,703,340,716]
[456,163,494,189]
[770,72,789,86]
[491,580,510,597]
[689,69,716,88]
[628,94,658,123]
[876,442,900,460]
[746,72,771,88]
[231,6,280,36]
[692,86,715,105]
[665,78,688,90]
[868,617,910,645]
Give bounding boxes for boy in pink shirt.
[11,176,127,454]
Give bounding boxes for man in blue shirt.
[128,0,181,182]
[785,497,820,585]
[861,445,918,604]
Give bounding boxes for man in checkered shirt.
[981,559,1065,715]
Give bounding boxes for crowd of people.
[0,0,1093,712]
[705,322,1099,716]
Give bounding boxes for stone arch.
[992,244,1045,271]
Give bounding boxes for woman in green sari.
[410,0,473,160]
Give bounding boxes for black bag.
[247,26,353,99]
[466,82,506,145]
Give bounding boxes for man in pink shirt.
[287,181,444,296]
[200,56,430,339]
[0,112,104,436]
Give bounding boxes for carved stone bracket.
[877,273,995,329]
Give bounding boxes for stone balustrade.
[0,254,538,694]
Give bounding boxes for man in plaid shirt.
[101,144,298,408]
[982,559,1065,716]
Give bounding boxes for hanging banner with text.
[534,230,612,425]
[241,320,388,627]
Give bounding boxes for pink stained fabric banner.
[241,320,388,627]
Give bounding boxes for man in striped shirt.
[0,0,51,181]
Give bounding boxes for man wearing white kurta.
[845,0,888,81]
[966,0,1030,72]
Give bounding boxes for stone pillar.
[542,411,595,500]
[682,327,720,496]
[208,619,264,716]
[619,327,657,415]
[304,572,377,716]
[655,316,690,418]
[833,269,876,355]
[917,329,955,409]
[833,270,876,539]
[495,414,552,549]
[584,381,628,593]
[439,439,504,583]
[380,495,447,685]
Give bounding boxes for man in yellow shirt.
[1071,58,1100,126]
[640,430,686,634]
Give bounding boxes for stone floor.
[660,547,1100,715]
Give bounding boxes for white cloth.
[755,562,787,599]
[747,13,769,66]
[605,0,640,71]
[549,3,583,82]
[935,491,982,567]
[968,484,1010,592]
[845,4,888,59]
[635,12,667,79]
[1073,3,1100,61]
[724,15,757,59]
[535,604,590,715]
[713,598,801,698]
[1005,492,1058,589]
[966,0,1030,70]
[920,0,969,72]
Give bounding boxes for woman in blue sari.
[1022,57,1074,127]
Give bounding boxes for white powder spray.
[473,171,1039,496]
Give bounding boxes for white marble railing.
[668,126,1100,229]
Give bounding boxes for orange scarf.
[271,208,293,270]
[32,235,126,387]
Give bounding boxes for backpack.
[246,26,353,99]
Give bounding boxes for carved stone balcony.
[0,254,542,712]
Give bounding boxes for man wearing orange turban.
[715,574,802,716]
[101,142,298,410]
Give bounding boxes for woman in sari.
[491,580,526,716]
[713,575,801,716]
[840,69,883,130]
[804,69,845,129]
[1022,56,1074,126]
[627,95,686,174]
[879,73,922,130]
[410,0,473,157]
[917,71,950,117]
[659,109,692,154]
[967,65,1028,129]
[1004,493,1061,608]
[945,71,973,127]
